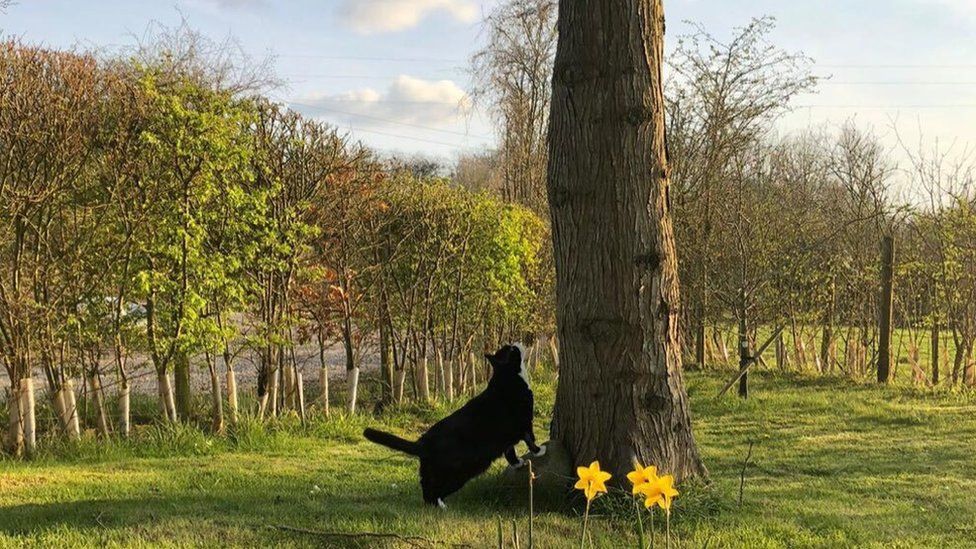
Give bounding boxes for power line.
[282,72,465,80]
[342,127,488,148]
[795,104,976,109]
[816,64,976,69]
[274,54,465,63]
[285,97,465,106]
[818,81,976,85]
[283,99,490,139]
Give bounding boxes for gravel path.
[0,342,379,400]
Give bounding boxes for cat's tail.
[363,428,421,456]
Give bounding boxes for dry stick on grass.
[738,441,755,507]
[497,517,503,549]
[272,524,469,548]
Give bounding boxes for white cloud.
[290,75,471,129]
[337,0,479,34]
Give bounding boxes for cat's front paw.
[508,458,527,470]
[531,444,547,457]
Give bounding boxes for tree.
[666,17,817,368]
[0,42,106,452]
[546,0,706,480]
[130,63,256,422]
[471,0,557,213]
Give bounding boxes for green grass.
[2,369,976,548]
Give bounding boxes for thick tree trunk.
[546,0,706,481]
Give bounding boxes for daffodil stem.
[579,498,591,549]
[649,509,655,549]
[665,509,671,549]
[634,498,646,549]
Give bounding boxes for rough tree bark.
[546,0,707,481]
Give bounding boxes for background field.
[3,369,975,548]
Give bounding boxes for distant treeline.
[466,4,976,387]
[0,36,550,456]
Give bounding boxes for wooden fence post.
[877,235,895,384]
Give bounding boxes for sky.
[2,0,976,165]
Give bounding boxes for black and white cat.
[363,343,546,508]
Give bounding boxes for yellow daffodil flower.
[627,462,659,495]
[639,479,665,508]
[656,474,679,511]
[574,461,612,501]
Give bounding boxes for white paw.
[532,444,547,457]
[437,498,447,509]
[509,458,527,470]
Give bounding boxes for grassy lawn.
[2,369,976,548]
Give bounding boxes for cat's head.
[485,343,528,384]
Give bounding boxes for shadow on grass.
[0,459,571,538]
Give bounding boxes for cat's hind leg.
[505,447,526,468]
[524,429,546,456]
